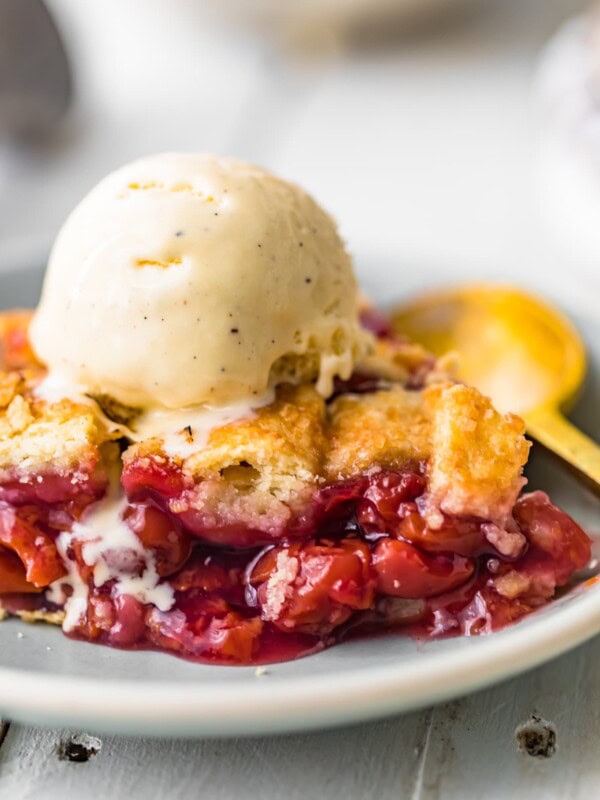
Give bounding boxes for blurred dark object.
[0,0,71,138]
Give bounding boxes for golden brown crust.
[0,309,530,529]
[0,604,65,625]
[326,381,529,524]
[0,392,113,479]
[124,384,530,526]
[326,387,430,479]
[185,384,326,490]
[128,379,530,530]
[0,310,40,371]
[425,384,530,525]
[0,312,117,480]
[0,371,24,408]
[125,384,328,502]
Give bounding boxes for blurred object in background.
[0,0,70,138]
[536,3,600,278]
[1,0,595,303]
[0,0,264,251]
[44,0,254,118]
[206,0,477,51]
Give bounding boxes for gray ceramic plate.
[0,258,598,738]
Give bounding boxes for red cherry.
[253,539,376,635]
[109,594,147,645]
[124,504,191,577]
[514,491,591,583]
[0,547,41,593]
[121,457,186,502]
[0,505,66,587]
[373,538,474,599]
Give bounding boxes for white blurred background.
[0,0,596,306]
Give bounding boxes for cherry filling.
[0,504,66,587]
[0,471,107,509]
[124,504,191,577]
[0,463,591,665]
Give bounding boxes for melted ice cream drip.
[48,472,174,633]
[35,371,274,459]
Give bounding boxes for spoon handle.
[524,407,600,498]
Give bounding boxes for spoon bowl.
[392,284,600,496]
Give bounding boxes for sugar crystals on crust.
[425,383,530,526]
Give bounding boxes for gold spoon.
[391,284,600,497]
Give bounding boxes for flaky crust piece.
[0,310,530,529]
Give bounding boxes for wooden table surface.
[0,1,597,797]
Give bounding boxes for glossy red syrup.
[0,462,591,665]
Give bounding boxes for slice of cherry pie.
[0,307,590,664]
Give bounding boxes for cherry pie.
[0,308,591,663]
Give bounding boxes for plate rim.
[1,580,600,737]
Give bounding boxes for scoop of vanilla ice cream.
[30,153,369,409]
